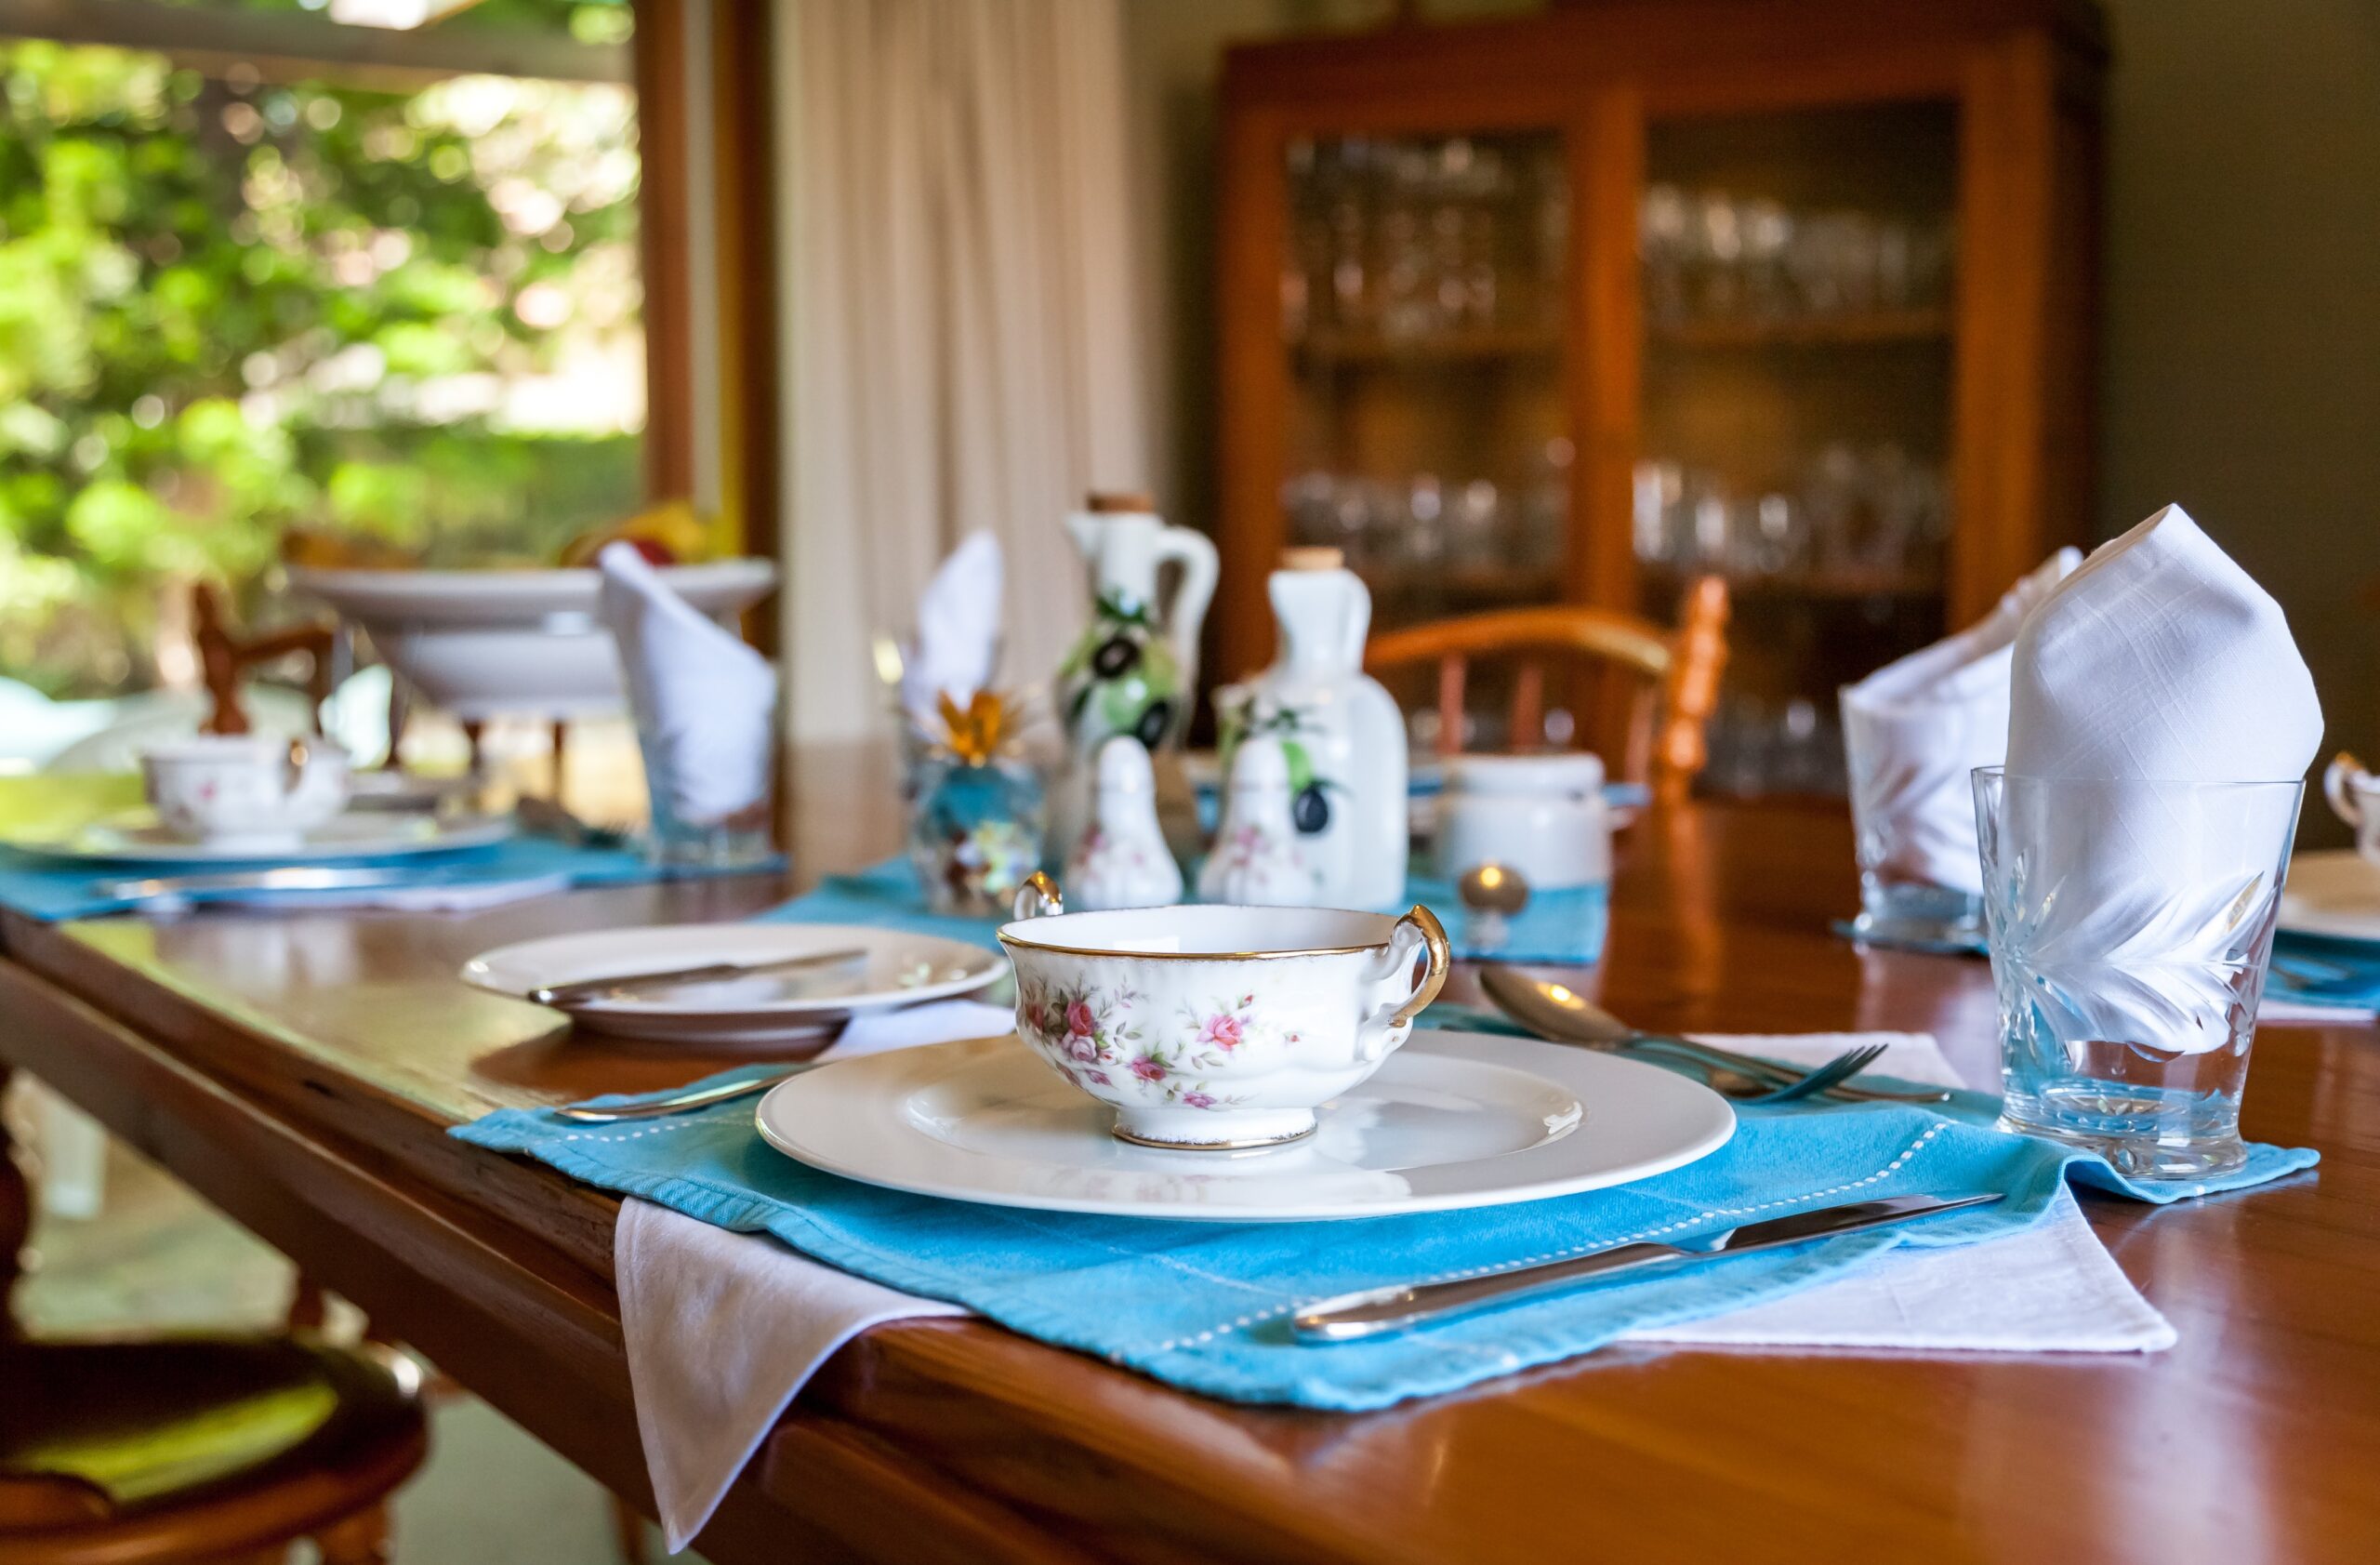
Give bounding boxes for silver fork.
[1725,1041,1888,1106]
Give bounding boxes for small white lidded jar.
[1433,753,1610,890]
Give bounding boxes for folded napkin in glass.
[455,1041,2312,1414]
[763,854,1607,965]
[0,831,777,922]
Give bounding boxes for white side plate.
[755,1030,1735,1222]
[461,922,1006,1044]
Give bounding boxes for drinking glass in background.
[1280,133,1566,344]
[638,726,777,871]
[1972,766,2304,1181]
[1638,182,1954,327]
[1840,699,1984,945]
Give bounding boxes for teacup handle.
[1012,869,1064,921]
[1354,905,1452,1062]
[2325,751,2367,828]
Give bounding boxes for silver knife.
[1291,1191,2003,1343]
[529,948,869,1007]
[100,867,421,901]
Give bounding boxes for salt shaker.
[1065,736,1184,911]
[1197,736,1317,907]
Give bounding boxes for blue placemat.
[765,855,1608,965]
[0,831,780,921]
[455,1042,2315,1412]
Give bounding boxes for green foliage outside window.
[0,8,643,697]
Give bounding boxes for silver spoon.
[1479,966,1951,1105]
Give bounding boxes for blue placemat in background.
[0,831,779,922]
[456,1053,2317,1411]
[765,855,1609,966]
[1831,918,2380,1015]
[2268,931,2380,1009]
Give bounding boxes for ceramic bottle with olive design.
[1051,493,1218,866]
[1213,549,1407,909]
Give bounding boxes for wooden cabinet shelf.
[1648,309,1951,350]
[1639,564,1942,601]
[1291,326,1563,369]
[1357,562,1566,601]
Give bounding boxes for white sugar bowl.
[1434,753,1610,889]
[998,875,1449,1149]
[141,735,350,851]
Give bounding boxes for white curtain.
[776,0,1150,739]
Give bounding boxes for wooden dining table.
[1,743,2374,1564]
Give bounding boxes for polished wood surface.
[1364,577,1728,789]
[2,766,2376,1563]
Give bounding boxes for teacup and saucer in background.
[141,735,351,852]
[997,871,1450,1149]
[2323,752,2380,866]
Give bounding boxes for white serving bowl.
[997,895,1449,1149]
[288,560,777,720]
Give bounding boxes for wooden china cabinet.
[1215,0,2105,793]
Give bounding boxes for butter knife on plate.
[1291,1191,2003,1343]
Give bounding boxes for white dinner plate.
[2279,849,2380,943]
[460,923,1006,1044]
[7,810,514,867]
[755,1029,1736,1222]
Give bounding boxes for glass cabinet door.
[1278,130,1572,639]
[1635,100,1960,796]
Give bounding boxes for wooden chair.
[0,1070,428,1565]
[192,583,337,738]
[1364,577,1729,798]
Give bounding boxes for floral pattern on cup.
[1013,978,1308,1111]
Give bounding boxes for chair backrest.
[192,582,336,737]
[1363,577,1730,795]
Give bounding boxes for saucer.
[461,923,1006,1044]
[755,1029,1735,1222]
[8,810,514,866]
[2279,850,2380,943]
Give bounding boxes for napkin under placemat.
[456,1025,2314,1549]
[765,855,1609,965]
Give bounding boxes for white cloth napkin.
[616,1000,1000,1550]
[1625,1033,2173,1352]
[597,542,778,826]
[177,873,574,915]
[1840,549,2081,892]
[1999,505,2324,1053]
[615,1019,2168,1549]
[899,531,1003,734]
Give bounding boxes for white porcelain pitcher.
[1062,495,1218,696]
[1215,550,1408,909]
[1051,494,1218,862]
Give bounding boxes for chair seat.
[0,1336,425,1564]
